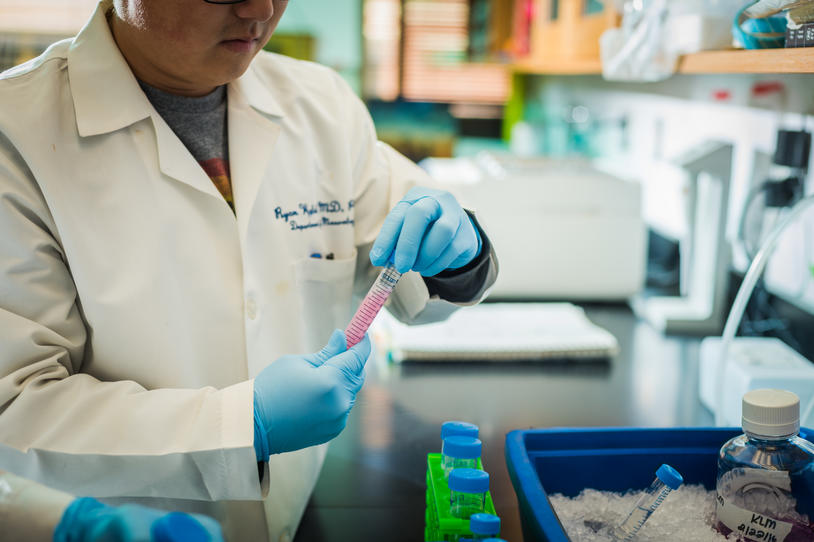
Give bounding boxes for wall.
[276,0,363,92]
[524,73,814,314]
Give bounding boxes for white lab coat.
[0,2,495,541]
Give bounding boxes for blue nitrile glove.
[253,329,371,459]
[370,186,482,276]
[53,497,224,542]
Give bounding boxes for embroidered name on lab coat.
[274,200,355,231]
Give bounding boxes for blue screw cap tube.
[469,512,501,539]
[655,464,683,490]
[442,436,482,478]
[611,464,684,541]
[449,468,489,519]
[441,421,479,441]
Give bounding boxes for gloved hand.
[370,186,482,276]
[53,497,224,542]
[253,330,371,459]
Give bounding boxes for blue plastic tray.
[505,427,813,542]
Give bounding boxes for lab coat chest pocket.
[293,252,357,352]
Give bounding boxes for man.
[0,0,497,540]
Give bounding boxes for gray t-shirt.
[139,81,233,209]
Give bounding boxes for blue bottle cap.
[442,436,482,459]
[656,464,683,490]
[441,421,479,440]
[448,468,489,494]
[469,513,500,535]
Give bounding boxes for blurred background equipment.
[748,0,814,48]
[600,0,745,82]
[423,153,646,301]
[632,142,735,335]
[734,1,788,49]
[698,336,814,427]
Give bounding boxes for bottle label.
[716,467,811,542]
[716,494,794,542]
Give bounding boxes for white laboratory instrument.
[699,337,814,428]
[631,142,734,335]
[422,154,645,301]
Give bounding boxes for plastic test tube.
[441,421,479,448]
[449,468,489,519]
[344,260,402,347]
[442,436,482,479]
[610,464,683,541]
[468,512,501,540]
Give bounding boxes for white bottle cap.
[742,389,800,438]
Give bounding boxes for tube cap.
[442,436,482,459]
[469,513,500,535]
[742,389,800,438]
[655,464,683,490]
[441,421,479,440]
[448,468,489,494]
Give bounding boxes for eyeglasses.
[204,0,248,4]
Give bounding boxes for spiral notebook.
[375,303,619,362]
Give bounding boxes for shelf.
[512,47,814,75]
[512,57,603,75]
[677,47,814,74]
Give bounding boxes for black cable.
[738,278,802,352]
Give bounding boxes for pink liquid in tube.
[345,262,402,347]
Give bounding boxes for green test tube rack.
[425,453,497,542]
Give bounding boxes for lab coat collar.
[232,63,286,119]
[227,75,282,240]
[67,0,152,138]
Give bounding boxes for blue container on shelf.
[504,427,814,542]
[733,4,787,49]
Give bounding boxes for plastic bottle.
[716,389,814,542]
[442,436,482,479]
[449,468,489,519]
[468,512,500,539]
